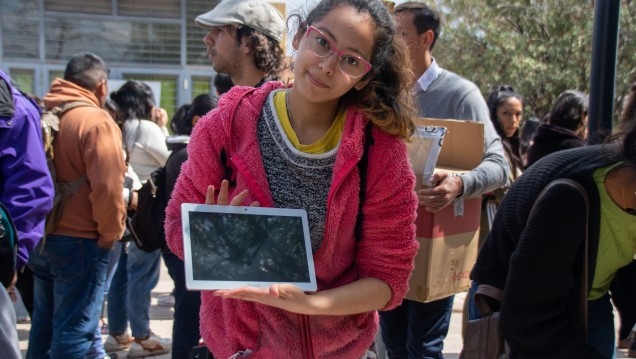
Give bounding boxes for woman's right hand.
[206,179,260,207]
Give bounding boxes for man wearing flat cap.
[159,3,286,358]
[196,0,286,87]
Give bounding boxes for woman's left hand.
[214,284,318,315]
[213,277,391,316]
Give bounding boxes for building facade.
[0,0,286,116]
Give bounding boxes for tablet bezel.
[181,203,317,292]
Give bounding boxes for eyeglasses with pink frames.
[304,26,373,79]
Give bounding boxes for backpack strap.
[219,87,259,187]
[60,101,94,113]
[354,122,374,243]
[42,101,95,239]
[43,101,95,132]
[55,101,96,186]
[475,179,589,324]
[218,90,373,244]
[529,178,589,338]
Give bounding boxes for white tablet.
[181,203,317,291]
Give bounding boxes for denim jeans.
[587,294,615,359]
[86,241,124,359]
[466,281,480,321]
[104,241,123,296]
[379,296,454,359]
[27,235,110,359]
[162,251,201,359]
[0,285,21,359]
[107,242,160,338]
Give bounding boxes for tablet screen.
[181,204,317,291]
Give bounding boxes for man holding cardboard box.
[379,2,509,358]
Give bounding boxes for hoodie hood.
[44,78,101,110]
[166,134,189,152]
[534,123,583,143]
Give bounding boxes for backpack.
[0,202,18,288]
[129,145,231,253]
[40,101,94,235]
[129,164,169,252]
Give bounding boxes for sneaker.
[127,333,172,358]
[104,333,134,352]
[157,294,175,308]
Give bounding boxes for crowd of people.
[0,0,634,359]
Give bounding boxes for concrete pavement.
[16,260,632,358]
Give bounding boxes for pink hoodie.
[165,82,418,359]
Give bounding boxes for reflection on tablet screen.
[189,212,310,282]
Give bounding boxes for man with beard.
[196,0,286,87]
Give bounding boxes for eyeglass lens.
[306,27,371,78]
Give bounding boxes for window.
[10,69,36,96]
[186,0,218,66]
[118,0,180,18]
[45,0,111,14]
[49,70,65,82]
[1,0,40,60]
[44,18,181,65]
[192,76,212,98]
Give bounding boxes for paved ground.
[16,261,632,358]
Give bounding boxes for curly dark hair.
[236,27,286,78]
[290,0,416,140]
[110,80,155,122]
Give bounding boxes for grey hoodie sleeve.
[455,88,509,198]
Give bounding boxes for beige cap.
[394,1,427,11]
[195,0,285,43]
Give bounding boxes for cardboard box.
[405,118,484,303]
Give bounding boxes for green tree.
[431,0,636,124]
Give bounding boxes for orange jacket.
[44,78,126,243]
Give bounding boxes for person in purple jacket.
[0,70,54,359]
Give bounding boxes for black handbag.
[129,166,168,252]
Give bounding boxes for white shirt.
[122,119,171,182]
[412,58,442,94]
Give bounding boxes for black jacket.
[164,136,189,200]
[526,123,586,167]
[472,144,636,359]
[160,136,188,253]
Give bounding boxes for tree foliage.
[431,0,636,124]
